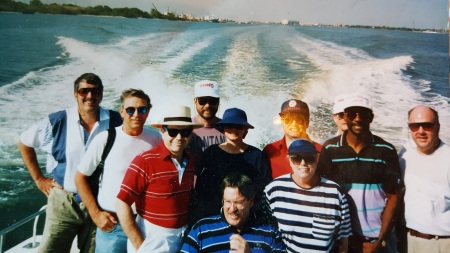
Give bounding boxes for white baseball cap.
[332,94,350,114]
[343,92,372,111]
[194,80,220,98]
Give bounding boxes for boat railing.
[0,205,46,253]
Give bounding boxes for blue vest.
[48,109,122,187]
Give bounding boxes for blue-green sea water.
[0,12,448,250]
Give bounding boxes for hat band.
[164,117,192,123]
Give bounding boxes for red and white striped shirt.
[117,142,196,228]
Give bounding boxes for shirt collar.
[340,130,375,147]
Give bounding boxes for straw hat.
[151,105,203,128]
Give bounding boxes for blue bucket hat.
[288,139,318,154]
[217,108,254,129]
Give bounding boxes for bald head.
[408,105,439,124]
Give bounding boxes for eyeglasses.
[408,122,436,132]
[77,88,102,96]
[344,108,372,121]
[289,154,317,165]
[196,97,219,106]
[124,106,148,116]
[280,114,307,125]
[223,199,246,209]
[222,124,245,130]
[162,126,193,137]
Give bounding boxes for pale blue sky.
[22,0,448,29]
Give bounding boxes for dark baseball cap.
[279,99,309,116]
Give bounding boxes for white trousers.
[127,215,187,253]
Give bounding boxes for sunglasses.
[77,88,102,96]
[281,115,307,125]
[408,122,436,132]
[196,97,219,106]
[344,108,372,121]
[124,106,148,116]
[222,124,245,130]
[162,126,193,137]
[289,154,317,165]
[335,112,345,119]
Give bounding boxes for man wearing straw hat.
[115,105,202,253]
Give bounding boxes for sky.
[20,0,448,29]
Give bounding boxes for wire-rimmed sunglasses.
[124,106,148,116]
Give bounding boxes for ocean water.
[0,12,449,249]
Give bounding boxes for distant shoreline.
[0,0,447,33]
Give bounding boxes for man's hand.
[229,234,251,253]
[35,177,62,196]
[92,210,118,231]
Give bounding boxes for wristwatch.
[378,239,386,248]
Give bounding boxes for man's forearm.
[18,141,44,181]
[116,199,144,250]
[378,188,403,241]
[74,171,100,215]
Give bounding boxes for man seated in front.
[181,173,286,253]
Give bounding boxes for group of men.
[18,72,449,253]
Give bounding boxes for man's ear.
[369,112,374,123]
[249,197,255,208]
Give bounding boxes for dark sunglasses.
[162,126,193,137]
[408,122,436,132]
[222,124,245,130]
[77,88,102,96]
[124,106,148,116]
[289,154,317,165]
[197,97,219,106]
[344,108,372,121]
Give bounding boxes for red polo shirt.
[263,136,322,179]
[117,142,196,228]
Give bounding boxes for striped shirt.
[264,175,352,253]
[317,132,403,238]
[181,214,286,253]
[117,142,196,228]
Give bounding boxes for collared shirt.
[317,131,403,238]
[399,141,450,235]
[181,213,286,253]
[117,142,196,228]
[263,136,322,179]
[264,175,352,252]
[20,106,121,193]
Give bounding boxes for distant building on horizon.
[281,19,299,25]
